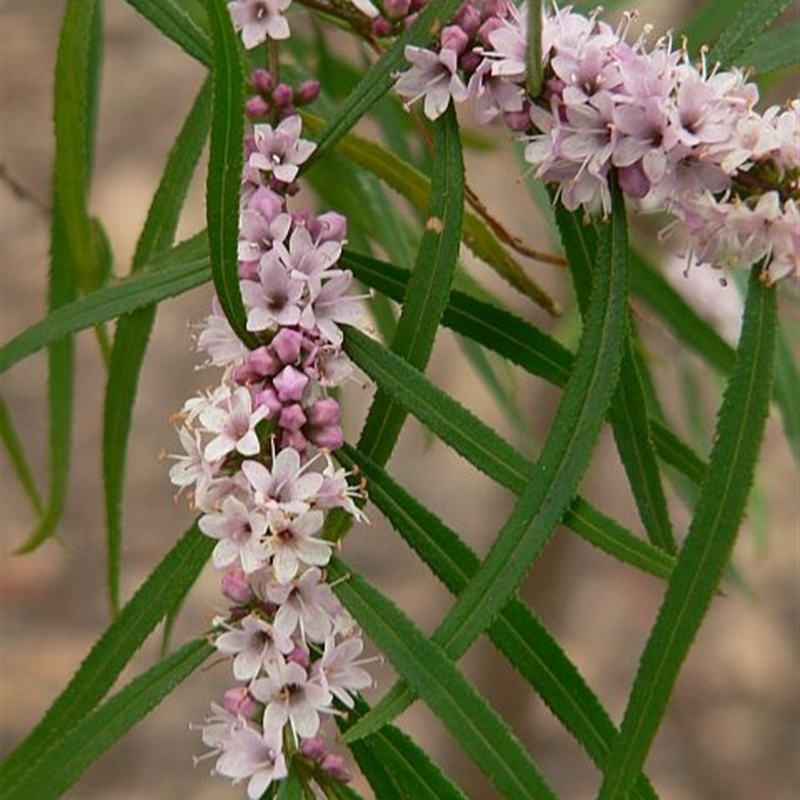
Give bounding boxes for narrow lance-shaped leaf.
[0,233,211,374]
[4,639,213,800]
[206,0,255,346]
[121,0,212,66]
[103,76,212,613]
[342,249,709,486]
[344,329,673,578]
[596,267,778,800]
[556,204,675,552]
[17,0,102,553]
[0,396,44,515]
[1,525,213,792]
[338,444,660,800]
[358,104,464,466]
[346,180,631,736]
[327,558,559,800]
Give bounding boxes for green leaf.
[122,0,212,66]
[309,0,468,163]
[275,771,305,800]
[303,114,558,314]
[344,186,631,745]
[206,0,255,347]
[3,639,212,800]
[357,105,464,466]
[344,327,672,577]
[0,396,44,515]
[1,525,213,791]
[708,0,795,66]
[342,249,709,486]
[0,233,210,374]
[556,205,675,552]
[738,17,800,75]
[596,268,778,800]
[338,444,659,800]
[102,76,212,614]
[19,0,103,552]
[327,559,559,800]
[773,316,800,463]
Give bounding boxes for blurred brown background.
[1,1,797,799]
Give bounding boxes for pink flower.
[251,659,334,739]
[266,566,342,643]
[199,494,269,573]
[312,635,374,708]
[213,721,288,799]
[240,250,305,332]
[263,509,332,583]
[228,0,293,48]
[248,116,316,183]
[199,386,268,462]
[215,613,295,680]
[394,45,469,120]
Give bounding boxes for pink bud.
[223,686,259,719]
[246,345,281,377]
[371,16,393,36]
[272,83,294,107]
[383,0,410,17]
[296,79,321,105]
[279,403,307,432]
[453,2,481,36]
[271,328,305,364]
[503,109,532,132]
[320,753,352,782]
[440,25,469,55]
[247,186,285,221]
[476,17,503,46]
[309,424,343,451]
[300,736,328,761]
[250,68,275,95]
[306,397,341,427]
[221,569,254,604]
[287,646,310,668]
[245,96,270,119]
[314,211,347,243]
[459,50,482,74]
[281,429,308,452]
[254,387,283,418]
[274,365,309,402]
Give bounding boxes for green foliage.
[1,1,795,799]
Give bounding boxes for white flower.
[394,45,469,120]
[199,386,268,462]
[213,721,288,800]
[263,509,332,584]
[214,613,295,680]
[198,494,269,573]
[251,659,334,739]
[266,567,342,643]
[248,116,316,184]
[228,0,293,48]
[312,635,374,708]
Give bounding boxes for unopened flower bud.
[321,753,352,782]
[300,736,328,761]
[383,0,410,18]
[440,25,469,55]
[272,83,294,107]
[222,686,259,719]
[221,569,254,604]
[246,345,281,377]
[274,365,309,402]
[245,96,270,119]
[371,16,393,36]
[279,403,307,432]
[246,186,285,221]
[287,646,310,668]
[453,2,481,36]
[296,79,321,105]
[250,68,275,95]
[254,387,283,418]
[271,327,305,364]
[503,109,531,132]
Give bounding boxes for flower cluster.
[170,107,374,798]
[393,2,799,282]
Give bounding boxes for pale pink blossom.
[251,659,334,739]
[394,45,469,120]
[199,386,268,462]
[228,0,292,48]
[199,494,269,573]
[248,116,316,183]
[214,613,295,680]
